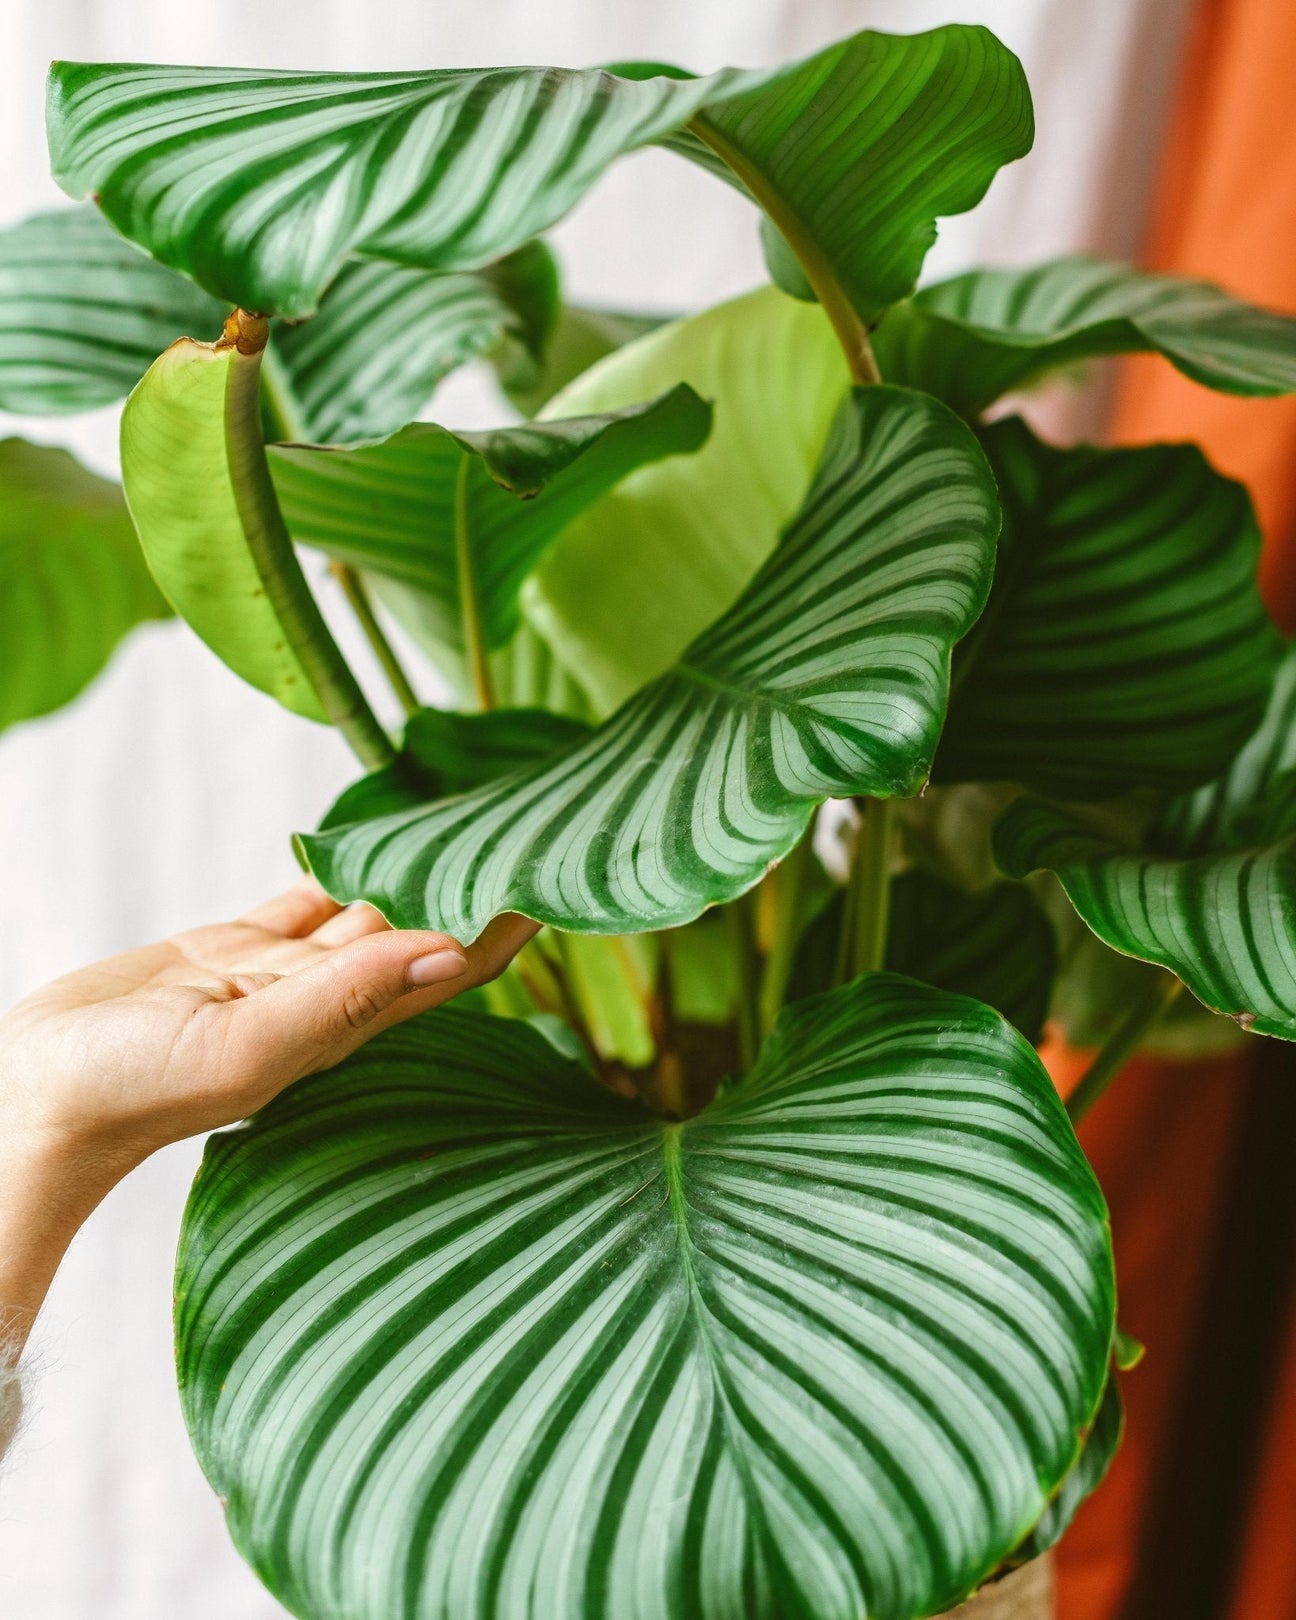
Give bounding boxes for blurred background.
[2,3,1293,1618]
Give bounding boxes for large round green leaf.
[270,385,711,678]
[0,437,170,732]
[871,257,1296,416]
[937,417,1282,798]
[48,27,1030,323]
[995,647,1296,1038]
[525,285,850,712]
[176,976,1113,1620]
[298,385,1000,937]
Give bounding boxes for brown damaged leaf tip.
[217,308,270,356]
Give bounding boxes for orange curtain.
[1052,2,1296,1616]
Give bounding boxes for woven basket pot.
[934,1554,1053,1620]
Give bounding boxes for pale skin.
[0,878,538,1363]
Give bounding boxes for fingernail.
[406,949,469,988]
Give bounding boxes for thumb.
[224,930,468,1097]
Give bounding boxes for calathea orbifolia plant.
[5,20,1296,1620]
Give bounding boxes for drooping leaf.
[788,870,1058,1044]
[0,206,223,414]
[271,239,560,444]
[298,385,999,937]
[494,303,667,418]
[120,330,327,720]
[871,257,1296,416]
[0,437,170,731]
[1015,1373,1123,1563]
[48,26,1030,322]
[995,647,1296,1039]
[524,285,850,713]
[320,706,592,829]
[176,976,1113,1620]
[270,386,711,674]
[0,205,556,443]
[937,418,1282,798]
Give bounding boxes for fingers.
[239,876,342,938]
[309,902,391,948]
[381,913,542,1025]
[218,928,469,1105]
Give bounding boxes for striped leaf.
[270,239,560,444]
[320,706,592,829]
[788,870,1058,1044]
[298,385,1000,937]
[0,205,557,443]
[871,257,1296,415]
[524,285,850,714]
[1015,1374,1123,1563]
[0,437,170,732]
[121,330,328,720]
[995,648,1296,1038]
[937,418,1282,798]
[175,976,1114,1620]
[48,26,1030,322]
[0,206,223,414]
[270,385,711,676]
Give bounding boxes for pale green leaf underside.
[0,437,170,731]
[48,25,1030,322]
[525,285,850,714]
[996,649,1296,1038]
[872,256,1296,415]
[176,976,1113,1620]
[120,339,326,720]
[271,385,710,667]
[0,204,556,444]
[938,417,1282,797]
[299,386,1000,937]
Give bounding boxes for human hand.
[0,881,537,1351]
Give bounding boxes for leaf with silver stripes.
[871,256,1296,416]
[0,206,223,414]
[271,384,711,672]
[936,418,1282,798]
[271,239,560,444]
[297,385,1000,937]
[0,205,557,443]
[995,646,1296,1039]
[175,975,1114,1620]
[48,26,1031,322]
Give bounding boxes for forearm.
[0,1132,116,1362]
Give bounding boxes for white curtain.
[0,2,1190,1614]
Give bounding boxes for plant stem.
[219,310,395,772]
[687,117,881,387]
[454,454,496,711]
[1066,973,1184,1125]
[258,340,308,443]
[834,798,894,985]
[328,561,420,718]
[727,892,763,1070]
[759,826,817,1031]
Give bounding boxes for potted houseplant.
[3,20,1295,1618]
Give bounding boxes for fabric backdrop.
[0,3,1193,1616]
